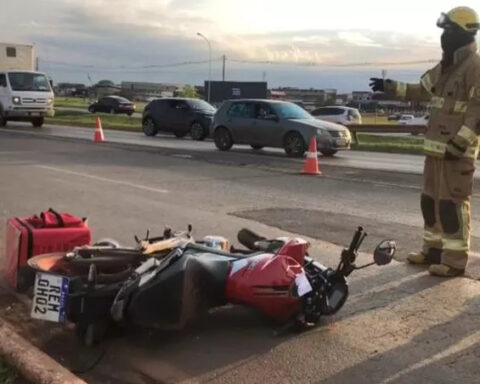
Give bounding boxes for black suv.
[142,98,216,140]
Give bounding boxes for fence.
[346,124,426,143]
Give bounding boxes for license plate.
[30,112,40,116]
[31,273,69,323]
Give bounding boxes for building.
[121,81,181,101]
[335,93,352,105]
[269,90,287,100]
[207,81,268,104]
[55,83,88,97]
[91,80,121,98]
[271,87,337,107]
[352,91,373,102]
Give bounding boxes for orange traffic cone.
[93,116,105,143]
[301,136,321,175]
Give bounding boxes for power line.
[228,58,438,67]
[41,58,223,71]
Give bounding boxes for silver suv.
[211,99,351,157]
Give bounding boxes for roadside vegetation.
[352,133,423,155]
[47,110,141,131]
[54,97,146,113]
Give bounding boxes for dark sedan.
[88,96,136,116]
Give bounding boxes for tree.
[181,85,200,99]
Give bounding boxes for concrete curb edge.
[0,317,87,384]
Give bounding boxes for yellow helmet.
[437,7,480,33]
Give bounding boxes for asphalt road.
[3,121,480,178]
[0,130,480,383]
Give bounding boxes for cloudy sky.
[2,0,480,91]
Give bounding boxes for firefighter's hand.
[445,140,465,160]
[369,78,384,92]
[444,150,460,160]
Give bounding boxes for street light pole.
[197,32,212,103]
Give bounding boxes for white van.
[0,43,54,128]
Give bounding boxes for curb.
[0,318,87,384]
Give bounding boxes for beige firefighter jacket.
[385,43,480,162]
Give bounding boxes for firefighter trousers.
[421,156,475,270]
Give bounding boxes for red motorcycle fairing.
[225,239,309,322]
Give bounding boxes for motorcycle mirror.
[373,240,396,266]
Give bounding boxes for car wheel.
[174,131,187,138]
[251,145,264,150]
[110,107,115,114]
[142,117,158,137]
[127,112,133,117]
[320,149,337,157]
[214,127,233,151]
[31,117,44,128]
[190,121,206,141]
[284,132,306,157]
[88,106,95,113]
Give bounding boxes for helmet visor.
[437,13,453,28]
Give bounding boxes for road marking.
[35,165,168,194]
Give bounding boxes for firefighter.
[369,7,480,277]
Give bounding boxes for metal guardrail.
[346,124,426,143]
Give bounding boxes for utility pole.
[222,55,226,81]
[197,32,212,103]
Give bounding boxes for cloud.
[1,0,441,90]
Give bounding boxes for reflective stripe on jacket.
[384,43,480,161]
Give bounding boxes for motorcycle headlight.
[12,96,21,105]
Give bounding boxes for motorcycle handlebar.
[347,226,364,255]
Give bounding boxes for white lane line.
[35,165,168,194]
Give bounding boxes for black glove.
[445,139,465,160]
[444,150,460,160]
[369,78,384,92]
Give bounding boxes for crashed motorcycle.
[27,226,395,345]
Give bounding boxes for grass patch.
[54,97,92,109]
[352,133,424,155]
[54,97,146,112]
[46,112,142,132]
[54,109,89,117]
[0,359,20,384]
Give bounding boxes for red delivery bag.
[5,209,91,289]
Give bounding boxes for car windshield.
[186,99,216,112]
[273,102,313,120]
[8,72,51,92]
